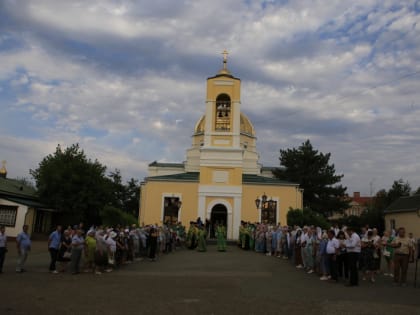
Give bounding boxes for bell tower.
[193,51,245,239]
[203,49,242,149]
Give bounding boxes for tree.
[124,178,140,217]
[100,205,138,227]
[30,144,112,225]
[108,169,127,210]
[286,208,330,229]
[414,187,420,196]
[107,170,140,218]
[273,140,348,216]
[387,179,411,205]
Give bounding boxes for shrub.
[100,205,138,227]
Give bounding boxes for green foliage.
[360,208,385,232]
[332,215,362,230]
[108,169,140,217]
[387,179,411,205]
[358,180,411,232]
[30,144,141,227]
[274,140,348,217]
[101,205,138,227]
[30,144,112,225]
[287,208,330,229]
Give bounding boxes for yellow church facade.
[139,53,303,239]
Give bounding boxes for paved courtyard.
[1,242,419,315]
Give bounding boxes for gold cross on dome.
[222,49,229,69]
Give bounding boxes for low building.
[329,192,374,220]
[0,161,54,238]
[384,194,420,238]
[345,192,374,217]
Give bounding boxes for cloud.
[0,0,420,195]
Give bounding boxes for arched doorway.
[210,204,227,238]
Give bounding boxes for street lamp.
[255,197,261,209]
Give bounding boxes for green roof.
[261,166,276,171]
[385,195,420,214]
[242,174,298,186]
[1,196,52,210]
[148,161,184,168]
[146,172,199,182]
[0,177,52,209]
[0,177,37,198]
[146,172,298,186]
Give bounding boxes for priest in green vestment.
[215,224,227,252]
[197,226,207,252]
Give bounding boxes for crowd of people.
[0,222,187,275]
[238,221,418,287]
[0,220,417,286]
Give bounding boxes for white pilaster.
[197,194,206,222]
[204,100,213,146]
[232,101,241,148]
[232,195,242,239]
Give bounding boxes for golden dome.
[194,116,205,134]
[240,113,255,136]
[194,113,255,137]
[0,160,7,178]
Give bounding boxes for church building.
[139,52,303,240]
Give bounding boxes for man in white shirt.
[326,230,340,281]
[344,226,361,286]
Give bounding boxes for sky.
[1,0,420,196]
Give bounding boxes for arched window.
[215,94,231,131]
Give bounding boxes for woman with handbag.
[57,230,72,272]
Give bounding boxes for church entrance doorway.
[210,204,227,239]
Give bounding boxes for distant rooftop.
[385,194,420,214]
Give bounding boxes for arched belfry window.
[215,94,231,131]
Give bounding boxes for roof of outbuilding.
[385,195,420,213]
[0,177,37,199]
[0,177,52,209]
